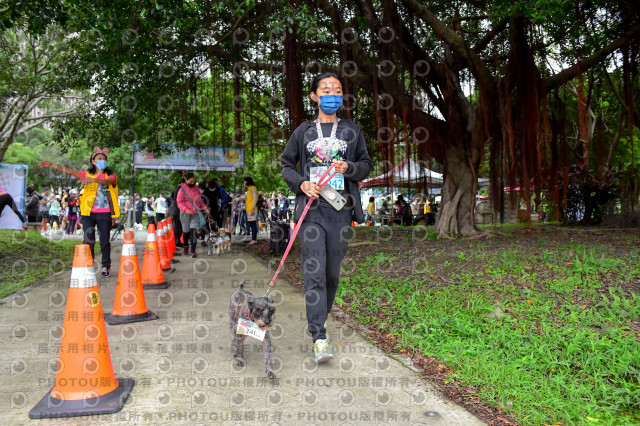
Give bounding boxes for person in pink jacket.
[176,172,210,257]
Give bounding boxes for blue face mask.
[319,94,343,115]
[96,160,108,170]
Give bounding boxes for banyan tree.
[6,0,640,235]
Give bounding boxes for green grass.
[337,231,640,424]
[0,230,97,299]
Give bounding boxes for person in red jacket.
[176,172,209,257]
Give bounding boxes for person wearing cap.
[40,147,120,277]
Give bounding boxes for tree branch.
[402,0,496,96]
[472,19,507,53]
[0,97,21,130]
[14,118,50,135]
[23,107,79,121]
[545,22,640,91]
[299,42,340,50]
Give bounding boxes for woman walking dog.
[281,72,373,363]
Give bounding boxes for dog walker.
[264,163,345,297]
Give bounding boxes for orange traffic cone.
[29,244,134,419]
[104,231,158,325]
[141,224,170,289]
[167,218,179,256]
[156,222,175,274]
[161,221,178,264]
[167,217,181,256]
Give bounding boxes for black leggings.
[248,220,258,241]
[66,219,77,234]
[0,193,25,223]
[299,204,352,342]
[183,228,197,252]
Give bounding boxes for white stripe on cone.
[122,244,137,256]
[146,232,157,242]
[70,266,98,288]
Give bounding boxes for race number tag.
[310,166,344,191]
[236,317,266,341]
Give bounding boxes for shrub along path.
[247,224,640,425]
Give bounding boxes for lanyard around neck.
[315,117,338,140]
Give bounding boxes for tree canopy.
[1,0,638,231]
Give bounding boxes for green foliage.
[0,230,89,298]
[336,227,640,424]
[5,0,639,231]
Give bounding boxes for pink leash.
[264,164,338,297]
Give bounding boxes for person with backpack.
[176,172,210,257]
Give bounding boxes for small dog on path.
[214,229,231,255]
[229,280,276,379]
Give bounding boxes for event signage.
[133,146,244,171]
[0,164,28,230]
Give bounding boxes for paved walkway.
[1,230,484,425]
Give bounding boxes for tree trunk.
[284,12,303,134]
[0,135,12,162]
[233,71,242,148]
[435,139,479,237]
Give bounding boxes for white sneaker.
[313,339,333,363]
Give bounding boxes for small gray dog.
[229,280,276,379]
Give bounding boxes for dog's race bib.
[236,317,266,341]
[310,166,344,190]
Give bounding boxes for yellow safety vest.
[79,172,120,218]
[424,201,431,214]
[245,185,257,212]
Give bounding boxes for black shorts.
[41,212,50,219]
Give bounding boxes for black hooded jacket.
[281,118,373,223]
